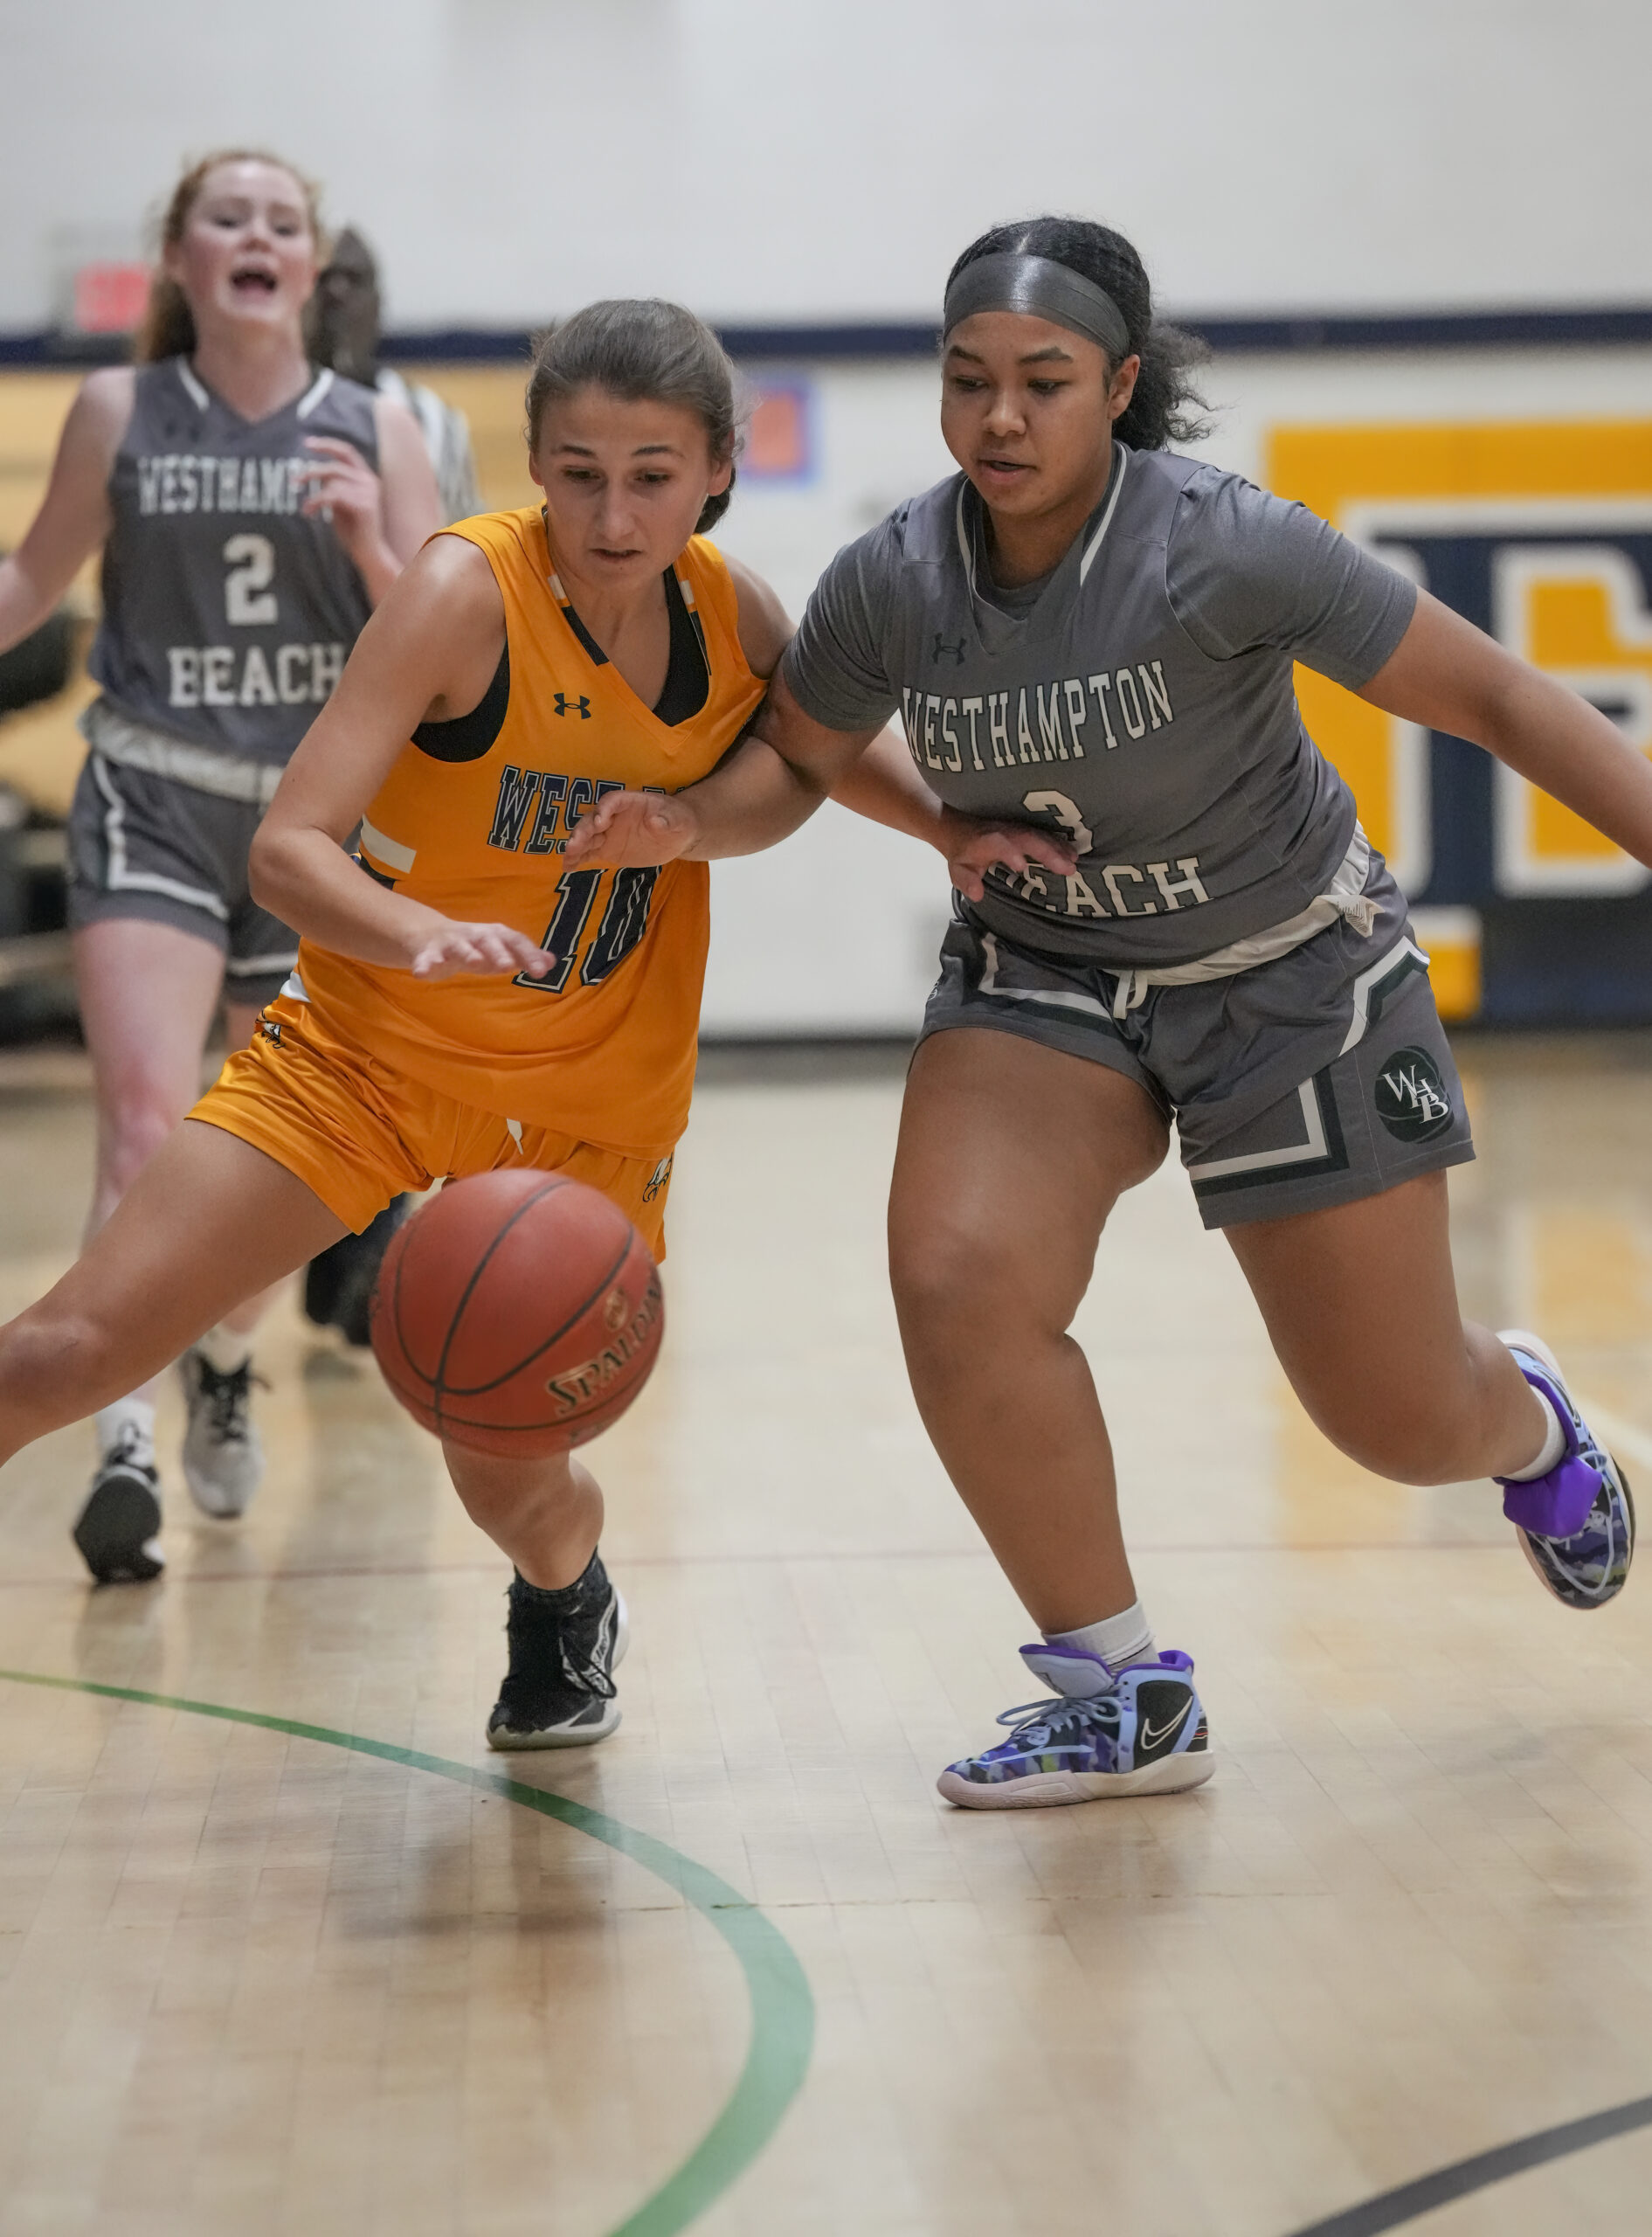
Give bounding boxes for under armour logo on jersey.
[554,693,591,719]
[931,634,967,665]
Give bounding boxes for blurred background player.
[301,222,483,1344]
[0,149,440,1582]
[309,228,480,524]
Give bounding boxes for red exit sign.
[71,262,150,336]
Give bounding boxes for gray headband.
[942,252,1131,362]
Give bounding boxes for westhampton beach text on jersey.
[899,661,1175,772]
[900,663,1213,922]
[135,452,318,518]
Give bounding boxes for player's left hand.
[563,787,700,869]
[940,809,1079,902]
[301,436,385,566]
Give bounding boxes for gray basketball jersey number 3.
[782,443,1417,969]
[88,357,378,765]
[781,442,1477,1229]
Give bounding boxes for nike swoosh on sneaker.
[1140,1701,1192,1750]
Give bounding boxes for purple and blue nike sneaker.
[1496,1329,1634,1610]
[937,1642,1213,1811]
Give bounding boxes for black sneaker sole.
[73,1472,163,1585]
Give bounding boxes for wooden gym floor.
[3,1033,1652,2235]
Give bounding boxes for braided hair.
[947,217,1210,452]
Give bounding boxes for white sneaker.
[177,1351,266,1519]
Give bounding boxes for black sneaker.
[304,1196,414,1347]
[73,1436,164,1584]
[486,1556,628,1751]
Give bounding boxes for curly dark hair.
[525,300,741,536]
[947,216,1210,452]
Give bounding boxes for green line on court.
[0,1668,814,2237]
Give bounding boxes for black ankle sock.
[510,1551,607,1617]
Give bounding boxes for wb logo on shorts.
[1373,1047,1455,1141]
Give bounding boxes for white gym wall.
[7,0,1650,330]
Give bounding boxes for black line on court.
[1283,2092,1652,2236]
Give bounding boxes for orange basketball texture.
[369,1172,664,1456]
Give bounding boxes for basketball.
[369,1171,665,1456]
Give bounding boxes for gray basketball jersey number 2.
[89,359,379,763]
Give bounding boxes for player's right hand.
[405,921,554,980]
[939,811,1079,903]
[562,787,699,869]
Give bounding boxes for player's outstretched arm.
[1358,587,1652,866]
[563,665,875,869]
[567,667,1081,897]
[250,535,550,980]
[0,368,129,657]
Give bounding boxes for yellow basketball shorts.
[190,997,675,1257]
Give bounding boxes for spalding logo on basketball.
[368,1170,665,1456]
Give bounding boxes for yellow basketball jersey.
[293,509,766,1156]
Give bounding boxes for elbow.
[246,821,287,916]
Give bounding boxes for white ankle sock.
[194,1324,253,1375]
[1503,1389,1566,1481]
[1045,1600,1156,1686]
[93,1397,155,1469]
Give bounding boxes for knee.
[891,1218,985,1326]
[97,1082,188,1196]
[888,1216,1058,1377]
[1316,1394,1484,1487]
[0,1305,115,1431]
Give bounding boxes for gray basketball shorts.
[918,864,1474,1229]
[66,751,298,1008]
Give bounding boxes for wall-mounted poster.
[741,377,815,486]
[1269,421,1652,1024]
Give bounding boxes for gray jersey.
[782,445,1416,966]
[90,358,379,765]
